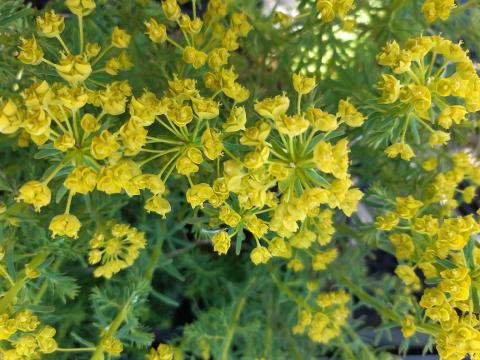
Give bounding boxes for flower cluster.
[422,0,456,22]
[376,35,479,160]
[315,0,355,22]
[0,310,57,358]
[375,152,480,359]
[292,289,350,344]
[88,223,146,278]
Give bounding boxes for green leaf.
[235,224,245,255]
[150,289,179,307]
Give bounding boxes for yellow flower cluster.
[0,310,57,358]
[292,289,350,344]
[88,223,146,278]
[146,343,174,360]
[422,0,456,22]
[316,0,355,22]
[375,155,480,358]
[376,35,479,160]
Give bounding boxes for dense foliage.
[1,0,480,359]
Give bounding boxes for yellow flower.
[337,99,365,127]
[18,37,44,65]
[250,246,272,265]
[49,214,81,238]
[55,54,92,84]
[401,315,416,337]
[201,128,223,160]
[223,106,246,132]
[305,107,338,132]
[313,139,349,179]
[275,114,310,136]
[428,130,450,146]
[0,99,22,134]
[64,166,98,194]
[80,113,100,132]
[54,133,76,152]
[186,183,214,208]
[144,195,171,218]
[85,42,101,58]
[219,205,241,227]
[103,336,123,355]
[146,343,174,360]
[65,0,96,16]
[36,10,65,37]
[422,0,456,22]
[384,143,415,161]
[144,18,167,43]
[208,47,229,70]
[162,0,181,21]
[192,97,219,119]
[316,0,335,22]
[312,248,338,270]
[212,231,231,255]
[57,85,88,110]
[111,26,131,48]
[16,181,51,212]
[375,212,399,231]
[378,74,400,103]
[396,195,423,219]
[166,102,193,126]
[268,237,292,258]
[90,130,120,160]
[292,73,316,95]
[395,264,420,289]
[254,94,290,120]
[183,46,208,69]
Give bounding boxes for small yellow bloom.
[292,73,316,95]
[16,181,51,212]
[144,18,167,43]
[90,130,120,160]
[49,213,81,238]
[36,10,65,37]
[212,231,231,255]
[384,143,415,161]
[18,37,44,65]
[111,27,131,48]
[250,246,272,265]
[65,0,96,16]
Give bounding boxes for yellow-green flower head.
[337,99,365,127]
[186,183,214,208]
[36,10,65,38]
[18,37,44,65]
[179,14,203,34]
[55,54,92,84]
[111,26,131,48]
[254,94,290,120]
[316,0,335,22]
[166,101,193,126]
[65,0,96,16]
[305,107,338,132]
[57,85,88,110]
[292,73,316,95]
[395,195,423,219]
[192,97,220,120]
[313,139,349,179]
[208,47,229,70]
[90,130,120,160]
[378,74,400,104]
[85,42,101,58]
[49,213,81,238]
[212,231,231,255]
[53,133,76,152]
[144,195,171,218]
[250,246,272,265]
[201,128,223,160]
[16,181,51,212]
[80,113,100,132]
[0,99,22,134]
[64,166,98,194]
[384,143,415,161]
[183,46,208,69]
[275,114,310,136]
[144,18,167,44]
[146,343,174,360]
[230,12,253,37]
[162,0,181,21]
[223,106,246,132]
[268,237,292,258]
[422,0,456,23]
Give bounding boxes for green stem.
[0,252,48,313]
[78,15,84,54]
[220,276,257,360]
